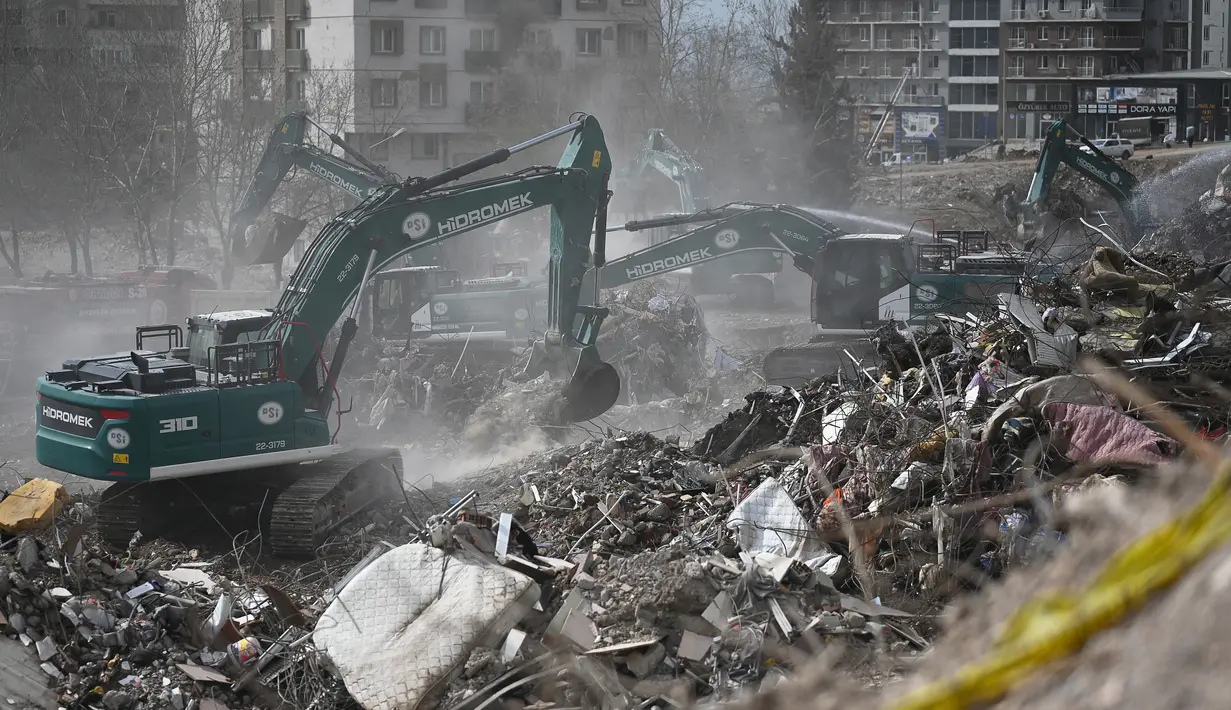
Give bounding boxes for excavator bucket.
[562,344,621,422]
[243,213,308,266]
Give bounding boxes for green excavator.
[621,130,785,307]
[580,205,1041,386]
[1024,119,1153,240]
[235,112,548,343]
[35,115,621,556]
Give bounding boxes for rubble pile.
[12,236,1231,709]
[344,279,712,447]
[1140,164,1231,259]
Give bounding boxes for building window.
[928,54,939,69]
[291,78,306,101]
[371,78,398,107]
[949,55,1000,76]
[841,26,850,42]
[1077,55,1094,76]
[470,28,496,51]
[1079,26,1094,47]
[375,25,400,54]
[1081,0,1092,10]
[1205,50,1212,66]
[1037,55,1049,69]
[1057,55,1068,69]
[469,80,493,104]
[950,27,999,48]
[577,28,601,55]
[524,28,552,48]
[411,135,439,160]
[1009,55,1025,76]
[1058,26,1070,41]
[1010,27,1026,47]
[244,29,262,50]
[54,9,68,26]
[1205,25,1211,41]
[948,83,998,104]
[952,112,998,139]
[1058,0,1068,9]
[858,0,869,14]
[1204,0,1211,14]
[93,9,116,28]
[1189,83,1197,107]
[1037,27,1048,41]
[950,0,998,20]
[617,25,648,56]
[859,26,870,42]
[289,28,305,49]
[420,80,444,106]
[420,26,445,55]
[927,27,938,42]
[859,54,870,69]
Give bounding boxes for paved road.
[886,140,1231,177]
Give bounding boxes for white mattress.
[315,543,539,710]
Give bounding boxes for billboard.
[1080,86,1179,115]
[896,108,943,143]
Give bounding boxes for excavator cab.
[811,236,912,330]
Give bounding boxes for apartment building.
[240,0,657,177]
[833,0,1003,161]
[1001,0,1198,143]
[1200,0,1229,68]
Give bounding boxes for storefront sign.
[1078,103,1177,116]
[1006,101,1070,113]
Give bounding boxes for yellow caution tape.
[886,463,1231,710]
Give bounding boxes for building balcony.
[1102,3,1143,20]
[874,39,891,49]
[1165,41,1189,51]
[1007,66,1025,77]
[1078,38,1095,48]
[519,47,561,71]
[1010,9,1026,19]
[902,39,920,49]
[467,0,561,17]
[243,0,273,19]
[285,48,308,70]
[876,11,892,20]
[1104,35,1143,49]
[1076,66,1096,77]
[465,101,497,124]
[1009,38,1026,48]
[901,94,944,106]
[464,49,502,72]
[901,11,919,21]
[243,49,273,68]
[464,0,497,15]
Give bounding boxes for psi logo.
[258,401,284,426]
[714,229,740,250]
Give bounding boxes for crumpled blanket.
[1042,402,1176,467]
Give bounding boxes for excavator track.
[97,482,170,550]
[762,340,872,387]
[95,448,403,559]
[267,448,403,558]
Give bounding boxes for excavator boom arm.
[592,205,845,290]
[262,116,612,411]
[230,112,393,260]
[630,129,711,212]
[1027,119,1143,232]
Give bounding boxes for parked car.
[1079,138,1135,160]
